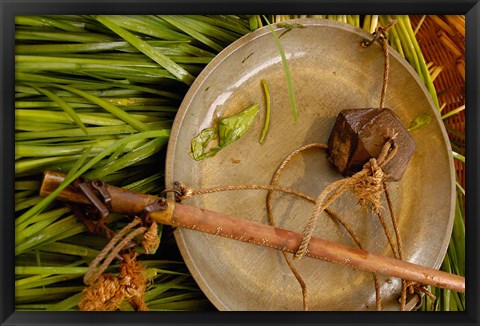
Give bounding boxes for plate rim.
[165,18,456,311]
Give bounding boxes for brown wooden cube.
[326,108,416,182]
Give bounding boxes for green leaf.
[408,113,431,131]
[277,23,306,38]
[189,104,259,161]
[218,104,259,147]
[189,127,219,161]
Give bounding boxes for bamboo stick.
[39,170,465,294]
[431,15,456,37]
[457,59,465,81]
[438,30,462,58]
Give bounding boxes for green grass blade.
[16,54,159,67]
[16,287,84,297]
[16,41,131,54]
[148,299,211,311]
[16,72,182,99]
[173,16,239,43]
[16,207,70,229]
[16,274,81,290]
[201,15,251,34]
[395,15,440,109]
[39,242,100,258]
[15,215,83,255]
[16,143,90,157]
[15,266,88,275]
[96,16,195,85]
[15,180,41,190]
[259,79,271,144]
[51,84,150,131]
[15,156,83,176]
[249,16,259,31]
[122,172,164,192]
[15,190,37,201]
[16,214,65,245]
[99,15,192,42]
[158,16,223,53]
[441,105,465,120]
[46,292,83,311]
[452,151,465,163]
[16,109,123,127]
[144,275,190,301]
[85,136,169,179]
[263,16,298,123]
[146,293,201,306]
[452,194,465,276]
[16,130,169,227]
[16,121,172,140]
[16,146,92,225]
[16,16,86,32]
[15,197,43,212]
[16,30,116,43]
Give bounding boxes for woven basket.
[410,15,465,189]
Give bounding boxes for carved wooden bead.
[326,108,416,182]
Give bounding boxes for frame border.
[1,1,478,325]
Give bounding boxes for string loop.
[362,19,397,108]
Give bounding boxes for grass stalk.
[16,130,168,227]
[51,84,151,131]
[16,274,82,290]
[16,121,171,140]
[259,79,271,144]
[158,16,224,53]
[263,15,298,123]
[27,85,88,134]
[15,30,116,43]
[96,15,192,42]
[441,105,465,120]
[96,16,195,85]
[85,136,168,179]
[17,72,182,99]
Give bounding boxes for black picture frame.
[1,1,478,325]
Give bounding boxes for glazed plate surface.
[165,18,455,311]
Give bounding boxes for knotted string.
[361,19,425,310]
[79,252,149,311]
[79,217,160,311]
[293,135,397,260]
[362,19,397,109]
[83,218,144,286]
[265,143,382,311]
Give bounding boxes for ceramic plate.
[165,18,455,311]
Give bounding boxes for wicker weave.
[410,15,465,188]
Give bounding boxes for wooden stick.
[39,170,465,293]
